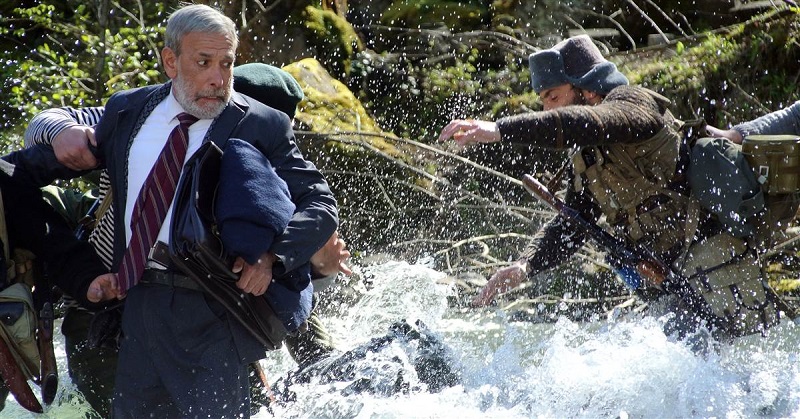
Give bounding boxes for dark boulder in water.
[269,319,460,405]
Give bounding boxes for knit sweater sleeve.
[521,183,601,278]
[732,100,800,137]
[496,86,667,149]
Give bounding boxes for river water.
[5,260,800,418]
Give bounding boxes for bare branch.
[642,0,689,37]
[625,0,669,44]
[564,6,636,50]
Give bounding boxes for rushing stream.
[5,260,800,418]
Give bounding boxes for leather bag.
[169,141,288,350]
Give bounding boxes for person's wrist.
[51,123,82,145]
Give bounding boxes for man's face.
[538,83,589,111]
[162,31,235,119]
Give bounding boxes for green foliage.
[9,27,163,110]
[353,45,534,143]
[644,34,738,91]
[624,8,800,128]
[0,1,166,140]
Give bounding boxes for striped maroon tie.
[118,112,198,291]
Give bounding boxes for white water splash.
[7,261,800,418]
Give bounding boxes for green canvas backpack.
[688,135,800,243]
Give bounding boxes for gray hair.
[164,4,238,56]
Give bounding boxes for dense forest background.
[2,0,800,310]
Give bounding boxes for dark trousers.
[62,307,118,417]
[61,292,334,416]
[112,283,250,418]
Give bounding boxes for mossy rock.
[283,58,440,253]
[283,57,401,157]
[283,57,416,181]
[301,6,363,79]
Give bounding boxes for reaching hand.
[52,125,98,170]
[310,230,352,277]
[705,125,743,144]
[87,273,121,303]
[233,252,276,296]
[438,119,501,147]
[471,261,527,307]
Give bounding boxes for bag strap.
[76,187,113,239]
[0,191,15,283]
[0,191,8,262]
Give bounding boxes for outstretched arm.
[732,101,800,138]
[24,106,104,170]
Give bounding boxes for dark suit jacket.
[9,82,338,279]
[5,83,338,360]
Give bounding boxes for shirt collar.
[165,90,188,123]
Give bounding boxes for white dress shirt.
[124,91,213,246]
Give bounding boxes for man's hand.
[310,231,352,277]
[233,252,276,296]
[471,260,528,307]
[52,125,98,170]
[705,125,743,144]
[438,119,501,147]
[87,273,120,303]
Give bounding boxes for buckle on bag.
[148,241,172,269]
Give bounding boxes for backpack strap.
[76,187,113,238]
[93,188,113,230]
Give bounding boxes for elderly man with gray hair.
[9,4,339,417]
[439,35,785,346]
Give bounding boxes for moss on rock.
[302,6,364,79]
[381,0,488,31]
[618,8,800,128]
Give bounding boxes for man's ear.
[162,47,178,79]
[581,89,603,105]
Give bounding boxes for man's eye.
[198,60,207,66]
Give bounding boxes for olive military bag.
[741,135,800,234]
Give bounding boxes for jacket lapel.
[109,84,170,190]
[207,93,249,149]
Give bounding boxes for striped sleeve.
[24,106,105,148]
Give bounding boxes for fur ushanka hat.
[528,35,628,95]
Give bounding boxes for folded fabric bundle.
[215,138,312,331]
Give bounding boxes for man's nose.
[207,66,226,87]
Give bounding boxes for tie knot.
[177,112,199,127]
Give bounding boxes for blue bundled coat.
[215,138,313,332]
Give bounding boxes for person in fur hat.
[439,35,787,345]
